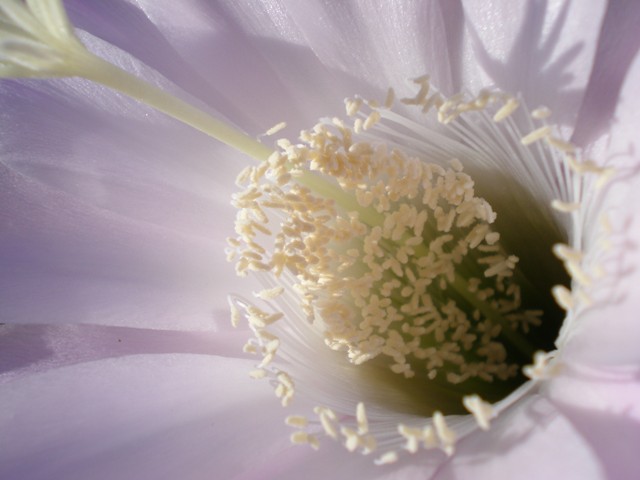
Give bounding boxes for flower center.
[229,82,569,421]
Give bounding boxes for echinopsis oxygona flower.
[0,0,635,473]
[224,81,605,460]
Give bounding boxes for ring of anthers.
[227,76,612,464]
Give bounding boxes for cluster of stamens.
[225,75,616,462]
[230,111,545,387]
[225,76,587,461]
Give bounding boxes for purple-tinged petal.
[262,438,434,480]
[572,0,640,147]
[561,50,640,365]
[0,323,251,382]
[0,355,294,480]
[65,0,263,133]
[433,394,605,479]
[271,0,464,95]
[461,0,606,126]
[0,157,257,329]
[0,32,267,328]
[545,364,640,480]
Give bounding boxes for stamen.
[552,244,583,263]
[551,285,574,311]
[547,136,576,153]
[264,122,287,136]
[249,369,267,379]
[521,125,552,145]
[523,351,559,379]
[384,88,395,109]
[551,199,581,213]
[531,106,552,119]
[493,97,519,122]
[356,402,369,434]
[290,431,320,449]
[374,451,399,465]
[285,415,308,428]
[462,394,494,430]
[254,286,285,300]
[433,411,456,455]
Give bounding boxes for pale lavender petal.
[561,50,640,365]
[0,323,251,383]
[263,439,434,480]
[545,364,640,479]
[67,0,346,138]
[0,355,294,480]
[125,0,474,130]
[129,0,371,133]
[272,0,465,94]
[461,0,606,125]
[65,0,264,133]
[0,32,265,327]
[236,0,466,108]
[434,394,605,479]
[0,155,255,328]
[572,0,640,147]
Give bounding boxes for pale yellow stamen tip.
[315,406,339,439]
[249,369,267,379]
[384,87,395,109]
[290,431,320,449]
[551,199,580,213]
[374,451,399,465]
[523,351,559,379]
[552,243,583,263]
[363,110,382,130]
[521,125,552,145]
[285,415,308,428]
[433,411,456,455]
[565,156,616,188]
[264,122,287,136]
[254,286,285,300]
[596,168,615,189]
[551,285,574,311]
[463,394,494,430]
[531,106,552,119]
[356,402,369,434]
[547,136,576,153]
[229,301,241,328]
[345,98,363,116]
[493,97,519,122]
